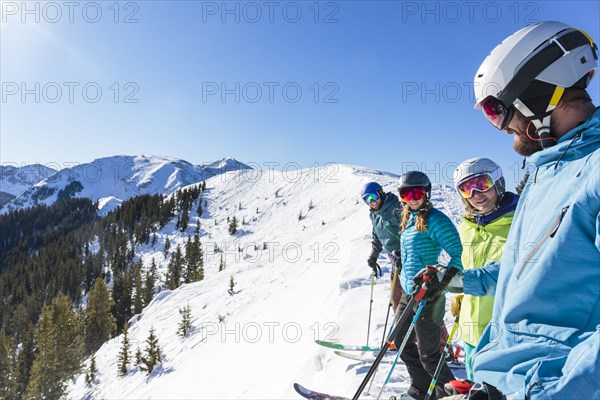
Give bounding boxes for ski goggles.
[399,187,426,202]
[362,192,380,205]
[457,174,495,199]
[480,96,515,130]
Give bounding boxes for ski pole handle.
[414,265,438,301]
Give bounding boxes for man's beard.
[508,119,544,156]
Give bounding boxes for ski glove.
[440,382,506,400]
[367,256,382,278]
[389,250,402,269]
[412,265,460,301]
[450,294,464,318]
[445,379,474,395]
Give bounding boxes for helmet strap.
[516,87,564,149]
[529,116,558,149]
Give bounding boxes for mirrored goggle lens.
[482,98,509,130]
[458,174,494,198]
[399,187,425,202]
[363,192,380,204]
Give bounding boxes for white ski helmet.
[454,157,505,199]
[474,21,598,145]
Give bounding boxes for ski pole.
[424,316,460,400]
[380,265,400,348]
[365,285,403,396]
[366,268,377,346]
[376,300,426,400]
[352,269,433,400]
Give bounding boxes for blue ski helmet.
[360,182,384,202]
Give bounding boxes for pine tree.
[163,237,171,257]
[166,244,184,290]
[308,200,315,210]
[135,347,143,368]
[228,216,239,235]
[185,233,204,283]
[298,211,304,221]
[133,261,144,314]
[26,294,83,400]
[180,207,189,232]
[112,270,133,334]
[144,258,158,305]
[516,172,530,195]
[140,328,162,375]
[228,276,236,296]
[15,322,35,398]
[0,333,17,399]
[117,322,130,377]
[197,201,203,217]
[85,354,97,386]
[218,254,225,272]
[177,304,193,338]
[85,277,116,354]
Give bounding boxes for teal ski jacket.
[399,207,463,293]
[466,108,600,400]
[369,192,402,256]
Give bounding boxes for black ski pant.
[393,292,455,400]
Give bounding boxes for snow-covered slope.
[1,155,251,215]
[0,163,57,197]
[68,164,465,399]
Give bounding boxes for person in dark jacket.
[361,181,403,313]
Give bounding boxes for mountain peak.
[0,155,252,215]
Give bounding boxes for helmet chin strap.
[518,86,565,149]
[527,114,558,149]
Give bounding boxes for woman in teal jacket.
[393,171,463,400]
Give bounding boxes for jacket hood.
[528,107,600,167]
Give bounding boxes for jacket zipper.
[516,206,569,279]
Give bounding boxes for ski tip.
[314,340,342,349]
[294,383,310,395]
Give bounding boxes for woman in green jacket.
[452,157,518,380]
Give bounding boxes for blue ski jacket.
[400,207,463,293]
[465,108,600,400]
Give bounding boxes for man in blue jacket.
[437,21,600,400]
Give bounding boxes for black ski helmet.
[397,171,432,200]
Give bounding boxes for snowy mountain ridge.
[0,155,252,215]
[67,163,465,400]
[0,163,57,199]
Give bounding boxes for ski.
[315,340,381,352]
[447,360,466,370]
[334,350,466,370]
[293,383,349,400]
[334,350,395,364]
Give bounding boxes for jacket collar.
[527,107,600,168]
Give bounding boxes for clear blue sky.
[1,1,598,189]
